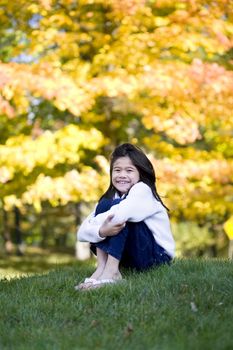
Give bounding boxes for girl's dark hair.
[100,143,169,210]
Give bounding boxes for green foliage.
[172,221,217,257]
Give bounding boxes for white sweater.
[77,182,175,258]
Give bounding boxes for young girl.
[75,143,175,290]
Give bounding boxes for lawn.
[0,258,232,350]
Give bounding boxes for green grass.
[0,247,77,280]
[0,259,232,350]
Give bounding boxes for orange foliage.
[0,0,232,224]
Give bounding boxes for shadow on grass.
[0,246,92,280]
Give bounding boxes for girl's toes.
[74,278,97,291]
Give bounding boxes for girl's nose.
[119,171,127,177]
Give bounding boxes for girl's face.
[112,156,140,194]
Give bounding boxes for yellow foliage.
[17,166,108,212]
[0,0,232,224]
[0,125,104,176]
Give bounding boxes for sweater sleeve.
[77,182,162,242]
[77,209,106,243]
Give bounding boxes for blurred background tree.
[0,0,232,258]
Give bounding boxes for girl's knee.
[95,198,122,216]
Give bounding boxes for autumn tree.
[0,0,232,254]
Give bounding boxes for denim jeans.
[91,198,171,271]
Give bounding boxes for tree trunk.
[14,206,25,256]
[2,209,14,254]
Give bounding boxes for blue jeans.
[91,198,171,271]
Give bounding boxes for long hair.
[100,143,169,210]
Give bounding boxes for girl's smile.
[112,156,140,194]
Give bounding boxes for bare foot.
[83,275,123,290]
[75,265,106,291]
[74,277,97,290]
[89,266,105,280]
[97,271,122,282]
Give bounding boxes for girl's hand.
[99,214,126,237]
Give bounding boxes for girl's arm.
[77,210,106,242]
[78,182,161,242]
[78,209,127,242]
[106,181,162,224]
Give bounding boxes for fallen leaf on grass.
[124,323,134,337]
[180,284,189,293]
[190,301,198,312]
[91,319,100,327]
